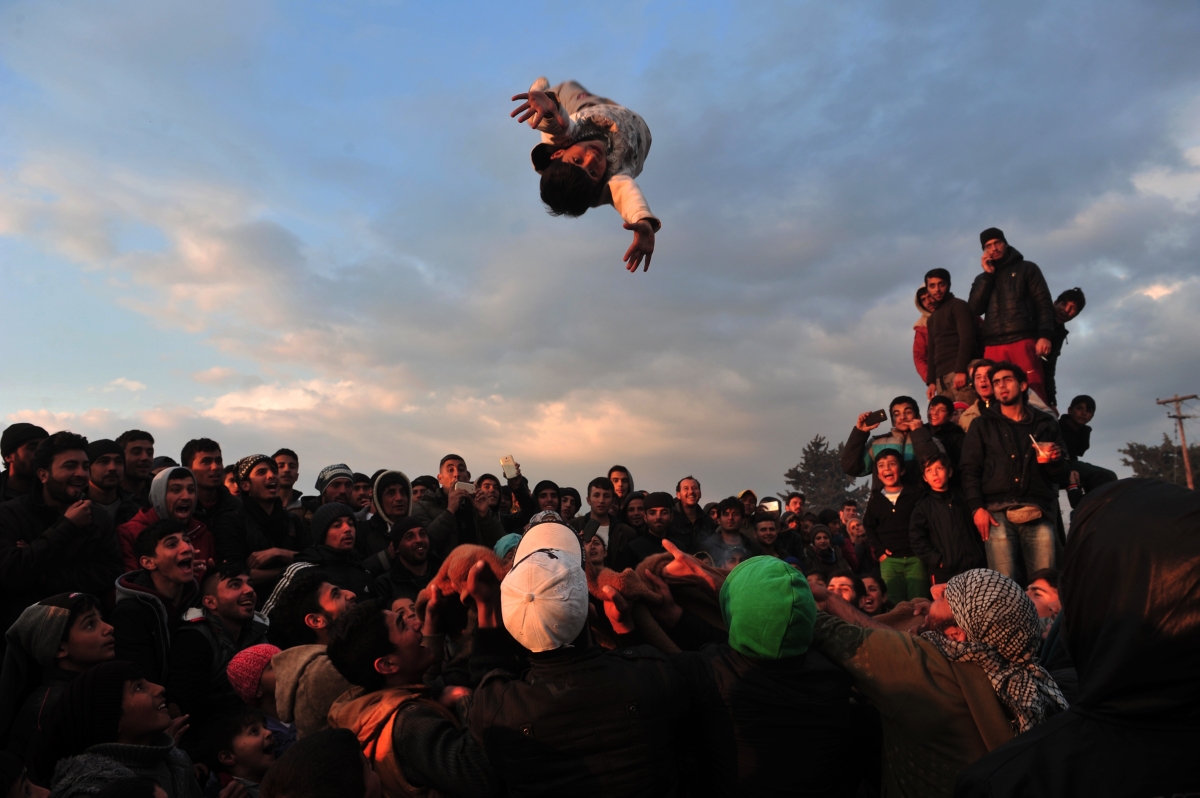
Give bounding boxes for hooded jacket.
[115,468,214,572]
[271,644,352,738]
[670,558,852,797]
[926,291,979,383]
[956,479,1200,797]
[0,489,123,648]
[358,470,412,572]
[913,288,931,384]
[966,246,1055,347]
[0,599,75,752]
[908,488,987,584]
[110,568,200,684]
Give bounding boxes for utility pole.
[1157,394,1197,490]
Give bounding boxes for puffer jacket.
[907,488,986,583]
[967,246,1055,347]
[959,405,1069,514]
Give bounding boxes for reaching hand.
[510,91,566,130]
[973,508,999,541]
[623,221,655,273]
[465,560,501,627]
[471,489,491,517]
[446,488,470,514]
[601,586,636,634]
[422,589,442,636]
[661,540,719,592]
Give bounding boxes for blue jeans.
[985,511,1055,583]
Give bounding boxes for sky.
[1,0,1198,501]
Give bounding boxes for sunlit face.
[437,459,467,490]
[205,573,256,624]
[1055,299,1079,323]
[190,449,224,490]
[560,494,581,519]
[351,481,372,510]
[395,526,429,566]
[242,462,280,503]
[588,487,613,518]
[317,582,355,620]
[609,470,631,499]
[164,476,196,521]
[40,451,90,506]
[549,140,607,182]
[719,507,743,533]
[846,519,865,540]
[323,477,353,505]
[919,290,935,312]
[929,402,951,428]
[584,535,607,567]
[325,517,357,551]
[991,369,1026,405]
[624,497,645,528]
[876,456,903,488]
[142,532,196,584]
[859,577,884,614]
[382,483,409,520]
[891,403,918,427]
[274,455,298,489]
[786,496,804,514]
[806,572,827,591]
[536,486,560,512]
[755,521,777,547]
[477,478,501,509]
[645,506,672,536]
[677,478,701,507]
[983,238,1007,262]
[389,597,421,631]
[973,367,994,398]
[383,608,434,673]
[89,453,124,491]
[828,576,856,603]
[925,276,948,303]
[123,439,154,481]
[812,531,831,550]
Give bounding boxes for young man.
[569,477,636,568]
[116,467,215,572]
[111,519,202,685]
[752,513,786,559]
[843,396,943,489]
[409,475,438,505]
[0,423,48,503]
[234,455,310,591]
[862,449,927,602]
[350,473,372,512]
[294,503,375,602]
[1057,394,1118,502]
[1044,287,1086,410]
[85,439,140,526]
[559,487,582,520]
[615,491,686,570]
[115,429,155,508]
[826,571,861,605]
[184,438,243,561]
[298,463,356,524]
[168,561,269,725]
[924,267,980,406]
[909,453,987,586]
[607,465,634,503]
[374,517,442,606]
[957,358,996,431]
[410,454,504,551]
[273,448,304,515]
[967,228,1056,407]
[927,395,966,471]
[960,362,1069,582]
[357,470,411,571]
[671,475,713,552]
[0,432,123,647]
[699,497,760,568]
[326,602,497,797]
[1024,568,1061,621]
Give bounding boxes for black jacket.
[1058,416,1090,460]
[570,514,637,569]
[926,293,978,382]
[908,489,986,584]
[669,502,712,553]
[967,246,1055,347]
[111,569,200,684]
[670,645,853,797]
[168,609,269,725]
[862,487,922,558]
[959,404,1069,514]
[373,553,443,606]
[842,425,943,490]
[931,422,966,470]
[193,486,243,561]
[471,635,688,798]
[955,479,1200,797]
[1043,321,1069,408]
[294,544,376,603]
[0,491,123,645]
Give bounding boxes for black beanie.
[87,439,125,463]
[388,516,426,544]
[41,661,144,766]
[644,491,674,510]
[411,475,439,492]
[531,480,560,498]
[979,227,1006,249]
[311,502,355,546]
[1,422,49,459]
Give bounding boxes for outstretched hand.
[465,560,501,628]
[601,586,636,634]
[661,540,720,592]
[623,221,655,273]
[510,91,566,130]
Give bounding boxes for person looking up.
[197,705,278,796]
[0,423,48,503]
[233,455,309,591]
[182,439,241,558]
[116,468,214,573]
[225,645,296,756]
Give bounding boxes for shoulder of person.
[611,644,670,664]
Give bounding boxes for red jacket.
[117,507,215,571]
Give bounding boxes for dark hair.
[889,396,920,417]
[928,395,955,415]
[752,512,778,527]
[352,472,371,485]
[989,361,1028,396]
[967,358,995,379]
[716,496,744,518]
[619,491,648,525]
[861,571,888,594]
[801,511,819,523]
[1055,287,1086,313]
[786,492,805,503]
[268,568,329,648]
[607,465,633,489]
[33,431,90,473]
[223,464,238,478]
[327,602,393,692]
[921,452,954,474]
[560,487,581,504]
[587,477,615,496]
[675,475,700,492]
[64,594,103,641]
[134,518,190,562]
[539,159,603,217]
[200,706,266,773]
[875,448,904,469]
[476,473,501,490]
[828,570,864,600]
[273,448,298,462]
[1069,395,1096,413]
[1028,568,1060,589]
[438,454,465,469]
[181,438,221,469]
[817,509,840,526]
[201,560,250,597]
[924,268,951,287]
[115,430,154,449]
[260,728,367,798]
[840,499,859,509]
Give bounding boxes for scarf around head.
[920,568,1068,733]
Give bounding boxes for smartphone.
[454,481,476,494]
[500,455,519,480]
[762,498,781,513]
[865,409,888,426]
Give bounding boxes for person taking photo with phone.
[842,398,944,490]
[410,454,505,553]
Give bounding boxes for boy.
[511,78,658,272]
[908,453,986,585]
[861,449,927,601]
[227,644,297,759]
[200,706,277,797]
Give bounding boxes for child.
[908,453,986,586]
[226,645,297,759]
[862,449,928,602]
[511,78,659,272]
[199,706,278,797]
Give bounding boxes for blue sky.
[2,0,1199,499]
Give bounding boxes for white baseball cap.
[501,523,587,652]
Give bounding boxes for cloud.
[104,378,146,392]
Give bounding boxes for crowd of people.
[0,227,1196,798]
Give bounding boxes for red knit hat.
[226,644,280,704]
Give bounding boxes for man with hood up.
[293,503,375,602]
[116,467,215,573]
[811,568,1066,797]
[667,556,853,797]
[956,478,1200,797]
[913,285,934,385]
[357,470,411,575]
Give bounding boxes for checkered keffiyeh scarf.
[921,569,1068,733]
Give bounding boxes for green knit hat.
[720,557,816,659]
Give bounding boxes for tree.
[782,435,870,512]
[1119,433,1198,487]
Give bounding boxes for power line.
[1157,394,1197,490]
